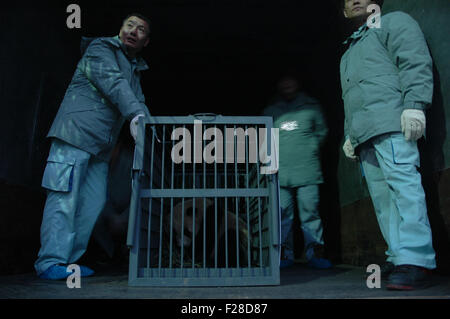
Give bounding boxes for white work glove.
[343,138,357,161]
[130,113,145,142]
[400,109,426,141]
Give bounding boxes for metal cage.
[127,114,280,286]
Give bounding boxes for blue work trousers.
[359,133,436,269]
[34,139,109,275]
[280,184,324,260]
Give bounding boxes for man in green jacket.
[34,13,152,280]
[264,75,332,269]
[340,0,436,290]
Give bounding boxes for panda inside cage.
[127,116,280,286]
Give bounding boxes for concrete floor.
[1,262,450,299]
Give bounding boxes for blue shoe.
[307,257,333,269]
[79,265,95,277]
[39,265,72,280]
[39,264,95,280]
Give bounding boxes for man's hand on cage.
[130,113,145,142]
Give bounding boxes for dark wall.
[0,3,82,188]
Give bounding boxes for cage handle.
[193,113,218,122]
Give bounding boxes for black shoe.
[380,262,395,280]
[386,265,432,290]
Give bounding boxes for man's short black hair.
[341,0,384,9]
[122,13,151,36]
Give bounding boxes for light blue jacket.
[47,36,151,161]
[340,11,433,149]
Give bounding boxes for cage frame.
[127,114,281,287]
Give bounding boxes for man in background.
[264,75,332,269]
